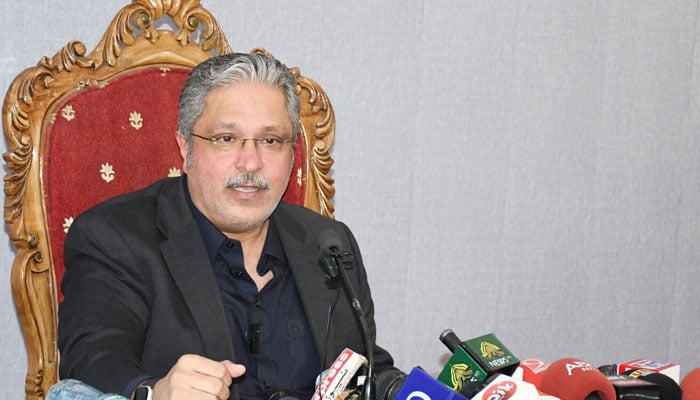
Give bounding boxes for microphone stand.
[327,250,375,400]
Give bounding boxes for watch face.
[134,386,153,400]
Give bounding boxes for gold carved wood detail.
[2,1,336,399]
[296,73,336,217]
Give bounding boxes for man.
[58,53,406,400]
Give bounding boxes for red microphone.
[538,358,616,400]
[514,359,550,389]
[681,367,700,400]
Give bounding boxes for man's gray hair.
[178,52,301,149]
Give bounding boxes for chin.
[224,208,276,233]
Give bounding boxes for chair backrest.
[2,1,335,398]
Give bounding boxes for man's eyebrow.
[212,122,240,131]
[262,125,287,133]
[211,123,287,133]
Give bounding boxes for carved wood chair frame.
[2,1,335,398]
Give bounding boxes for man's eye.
[216,135,235,143]
[260,138,279,145]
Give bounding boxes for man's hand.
[152,354,246,399]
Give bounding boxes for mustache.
[224,173,270,190]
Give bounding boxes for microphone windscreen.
[316,229,343,256]
[539,358,616,400]
[624,369,681,400]
[394,367,469,400]
[681,367,700,400]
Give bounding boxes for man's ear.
[175,132,189,173]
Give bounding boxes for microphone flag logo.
[480,342,506,359]
[479,379,517,400]
[564,360,596,376]
[463,334,519,374]
[437,345,488,390]
[450,364,474,390]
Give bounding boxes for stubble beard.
[187,151,294,234]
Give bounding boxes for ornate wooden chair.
[2,1,335,398]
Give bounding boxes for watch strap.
[134,385,153,400]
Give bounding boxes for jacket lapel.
[274,204,339,364]
[155,178,235,363]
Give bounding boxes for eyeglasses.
[190,133,294,155]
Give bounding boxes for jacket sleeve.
[58,211,153,395]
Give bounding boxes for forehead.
[197,82,292,131]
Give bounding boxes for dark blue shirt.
[184,177,321,400]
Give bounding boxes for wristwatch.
[134,385,153,400]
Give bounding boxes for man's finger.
[223,360,246,378]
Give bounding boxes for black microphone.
[248,308,263,354]
[317,229,375,400]
[264,387,305,400]
[318,232,352,282]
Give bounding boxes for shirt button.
[226,241,235,248]
[234,270,244,277]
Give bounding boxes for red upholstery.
[43,66,307,301]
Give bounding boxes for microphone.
[681,367,700,400]
[598,360,683,400]
[312,348,368,400]
[605,374,661,400]
[538,358,616,400]
[623,369,681,400]
[439,330,520,378]
[436,341,488,392]
[616,359,680,384]
[394,367,469,400]
[265,388,305,400]
[248,308,263,354]
[471,373,541,399]
[268,349,365,400]
[513,359,550,389]
[317,229,375,400]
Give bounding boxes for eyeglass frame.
[189,132,296,153]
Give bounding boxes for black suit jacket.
[58,177,405,399]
